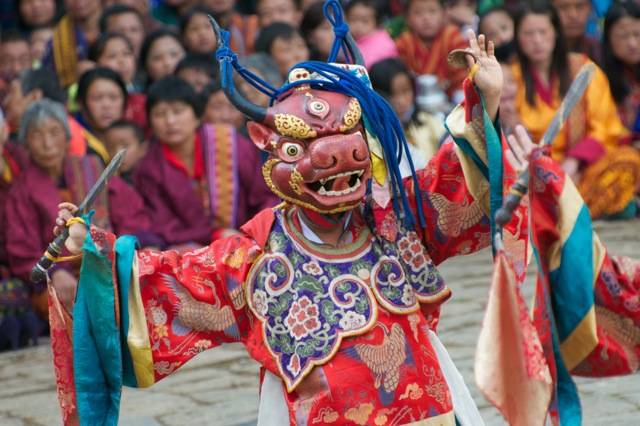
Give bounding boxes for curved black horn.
[208,15,267,122]
[344,33,365,67]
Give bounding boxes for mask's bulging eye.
[281,142,304,161]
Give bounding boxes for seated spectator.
[201,0,259,56]
[175,53,217,93]
[255,22,310,79]
[134,76,278,248]
[76,67,143,146]
[396,0,468,102]
[301,1,334,61]
[104,0,160,33]
[5,99,152,310]
[256,0,303,28]
[237,53,283,108]
[552,0,602,64]
[370,58,445,176]
[41,0,103,88]
[29,26,54,68]
[0,31,32,92]
[201,80,245,130]
[180,5,218,55]
[140,29,186,89]
[512,1,640,218]
[2,68,110,162]
[151,0,198,27]
[99,4,146,57]
[603,1,640,138]
[444,0,478,34]
[103,119,147,183]
[478,6,515,63]
[345,0,399,69]
[16,0,59,34]
[0,107,44,351]
[89,33,138,93]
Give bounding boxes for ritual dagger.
[494,63,595,228]
[30,149,127,283]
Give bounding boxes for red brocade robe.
[64,86,524,426]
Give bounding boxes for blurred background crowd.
[0,0,639,352]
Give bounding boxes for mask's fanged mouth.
[307,170,364,197]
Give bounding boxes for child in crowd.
[478,6,515,63]
[369,57,445,176]
[201,80,245,130]
[180,6,218,55]
[396,0,468,102]
[256,0,303,28]
[345,0,398,69]
[444,0,478,35]
[237,53,283,108]
[175,53,217,93]
[103,119,147,183]
[255,22,310,79]
[29,26,54,68]
[140,29,186,88]
[99,4,146,57]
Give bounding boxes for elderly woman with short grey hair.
[4,99,153,311]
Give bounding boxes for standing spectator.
[134,76,277,248]
[255,23,310,79]
[370,58,445,176]
[345,0,399,69]
[180,6,218,55]
[140,29,186,89]
[396,0,468,102]
[301,1,334,61]
[478,6,515,62]
[16,0,60,34]
[104,0,160,33]
[603,0,640,138]
[41,0,103,88]
[256,0,303,28]
[511,1,640,218]
[552,0,602,63]
[201,0,259,56]
[99,4,146,57]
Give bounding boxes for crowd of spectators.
[0,0,639,351]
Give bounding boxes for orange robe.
[396,25,467,98]
[512,54,640,217]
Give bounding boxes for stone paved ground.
[0,220,638,426]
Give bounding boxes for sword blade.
[77,149,127,214]
[539,63,595,146]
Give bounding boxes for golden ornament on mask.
[261,158,360,214]
[289,167,304,195]
[339,98,362,133]
[274,113,318,139]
